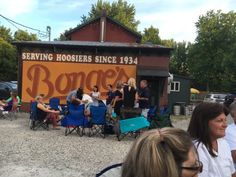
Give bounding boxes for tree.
[188,10,236,91]
[56,0,140,40]
[14,29,39,41]
[87,0,140,31]
[0,26,12,42]
[142,26,161,44]
[161,39,175,48]
[169,41,191,76]
[0,37,17,80]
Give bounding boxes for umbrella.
[191,88,200,94]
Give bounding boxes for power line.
[0,14,51,40]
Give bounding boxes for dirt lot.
[0,113,190,177]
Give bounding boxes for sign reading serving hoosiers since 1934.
[22,52,138,65]
[21,52,138,103]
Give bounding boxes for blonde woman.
[35,95,60,130]
[123,78,137,108]
[97,128,203,177]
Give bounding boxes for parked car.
[224,93,236,108]
[0,81,18,100]
[203,93,227,104]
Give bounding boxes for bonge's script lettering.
[26,64,130,100]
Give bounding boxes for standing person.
[90,85,101,107]
[106,84,114,118]
[137,80,150,117]
[225,101,236,169]
[123,78,137,108]
[97,128,203,177]
[187,102,236,177]
[112,81,123,117]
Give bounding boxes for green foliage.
[0,26,13,42]
[188,10,236,91]
[87,0,140,31]
[142,26,161,44]
[0,28,39,81]
[14,29,38,41]
[161,39,175,48]
[169,41,191,76]
[0,37,17,80]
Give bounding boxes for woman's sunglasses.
[181,160,203,173]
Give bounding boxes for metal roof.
[13,40,173,51]
[64,15,142,40]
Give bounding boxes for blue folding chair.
[49,97,60,111]
[61,104,88,136]
[29,101,49,130]
[147,106,157,121]
[89,105,107,138]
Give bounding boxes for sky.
[0,0,235,42]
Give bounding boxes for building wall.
[168,75,191,114]
[69,21,100,41]
[105,20,138,43]
[139,55,169,69]
[69,19,139,43]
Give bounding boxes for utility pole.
[46,26,51,41]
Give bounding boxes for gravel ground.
[0,113,190,177]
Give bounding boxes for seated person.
[0,92,20,111]
[67,88,91,105]
[35,95,60,130]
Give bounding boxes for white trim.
[170,81,180,92]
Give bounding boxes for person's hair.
[116,80,123,90]
[141,80,147,86]
[128,78,136,89]
[76,88,84,100]
[35,95,43,102]
[229,101,236,118]
[10,92,17,98]
[187,102,229,157]
[122,128,193,177]
[93,85,99,92]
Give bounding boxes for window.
[170,81,180,92]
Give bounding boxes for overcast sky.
[0,0,235,42]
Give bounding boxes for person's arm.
[6,97,12,103]
[231,150,236,163]
[232,172,236,177]
[97,92,101,100]
[0,100,6,106]
[71,95,82,104]
[37,103,59,114]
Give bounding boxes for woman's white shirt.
[194,138,235,177]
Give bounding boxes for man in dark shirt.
[106,84,114,118]
[138,80,150,117]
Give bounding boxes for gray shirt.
[66,90,77,103]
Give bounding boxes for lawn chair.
[147,106,157,121]
[49,97,60,111]
[88,105,107,138]
[29,101,49,130]
[115,108,150,141]
[149,107,173,129]
[0,98,19,120]
[61,104,88,136]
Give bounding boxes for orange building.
[14,14,172,110]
